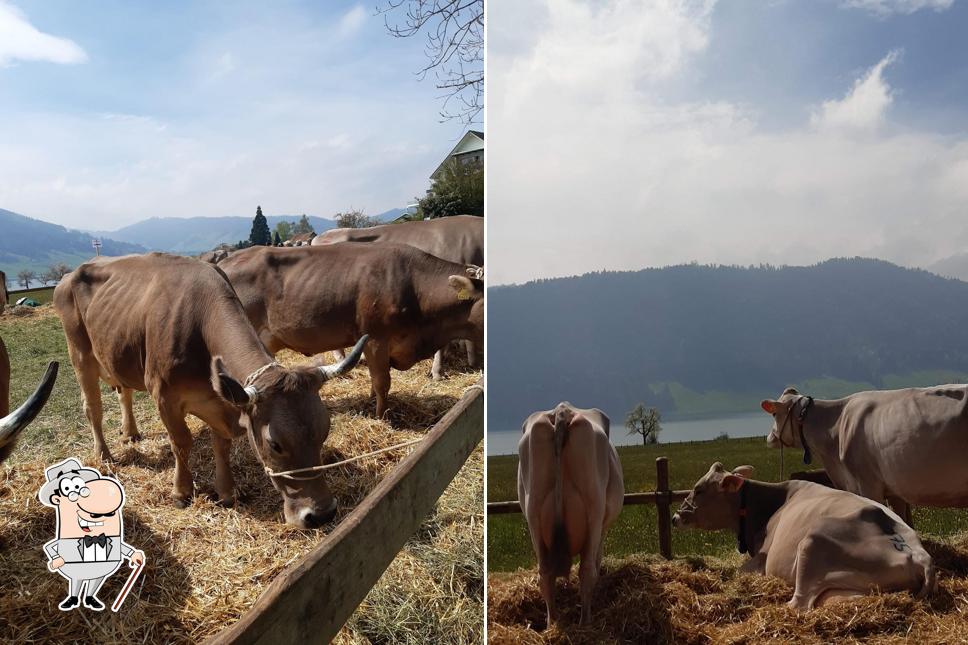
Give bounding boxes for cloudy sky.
[489,0,968,285]
[0,1,466,230]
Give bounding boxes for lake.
[487,411,768,455]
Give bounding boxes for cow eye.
[268,439,282,454]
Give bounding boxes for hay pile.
[0,307,482,644]
[488,535,968,644]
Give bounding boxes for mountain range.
[0,206,409,285]
[488,258,968,428]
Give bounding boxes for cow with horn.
[54,253,366,528]
[0,334,59,463]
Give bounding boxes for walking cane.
[112,556,145,612]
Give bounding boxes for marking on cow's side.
[889,534,912,552]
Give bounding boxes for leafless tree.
[380,0,483,124]
[334,209,381,228]
[16,270,36,290]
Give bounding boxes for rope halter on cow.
[774,394,815,478]
[242,362,282,402]
[263,438,425,481]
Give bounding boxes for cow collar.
[736,479,749,555]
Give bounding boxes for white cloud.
[840,0,955,16]
[0,1,87,66]
[811,50,900,131]
[489,1,968,285]
[338,5,367,37]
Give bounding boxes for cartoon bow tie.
[80,534,108,548]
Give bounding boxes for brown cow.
[219,243,483,418]
[1,269,7,314]
[518,403,624,626]
[674,463,935,610]
[53,253,366,527]
[314,215,484,377]
[0,334,59,463]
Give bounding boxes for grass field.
[5,285,56,305]
[1,306,483,644]
[487,437,968,572]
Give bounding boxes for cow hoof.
[122,433,143,444]
[171,495,192,509]
[215,495,236,508]
[97,452,116,465]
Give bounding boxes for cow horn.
[0,361,58,450]
[318,335,368,381]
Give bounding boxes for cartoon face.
[51,477,125,539]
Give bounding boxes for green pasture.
[487,436,968,571]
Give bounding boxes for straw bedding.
[487,534,968,644]
[0,307,483,644]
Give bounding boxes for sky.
[488,0,968,285]
[0,1,469,230]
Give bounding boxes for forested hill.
[0,208,145,279]
[488,258,968,428]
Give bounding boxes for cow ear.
[719,474,745,493]
[210,357,252,408]
[732,465,754,478]
[448,275,481,301]
[760,399,776,414]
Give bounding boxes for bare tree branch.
[379,0,484,124]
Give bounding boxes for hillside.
[0,208,145,283]
[927,252,968,282]
[91,208,410,253]
[488,258,968,427]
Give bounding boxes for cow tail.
[549,405,572,577]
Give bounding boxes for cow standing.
[53,253,365,527]
[218,243,483,418]
[762,386,968,523]
[0,334,58,463]
[674,462,935,609]
[518,403,624,626]
[313,215,484,377]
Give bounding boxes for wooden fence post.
[656,457,672,560]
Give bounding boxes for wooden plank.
[206,381,484,645]
[486,489,690,514]
[655,457,672,559]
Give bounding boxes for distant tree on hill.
[274,220,293,242]
[626,404,662,446]
[335,209,379,229]
[292,214,315,235]
[16,270,36,289]
[273,231,282,246]
[249,206,271,246]
[419,158,483,219]
[39,270,55,286]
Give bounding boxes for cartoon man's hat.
[38,458,102,506]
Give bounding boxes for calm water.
[487,411,767,455]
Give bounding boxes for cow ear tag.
[457,287,471,301]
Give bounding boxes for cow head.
[672,462,754,530]
[210,335,367,529]
[761,387,807,450]
[448,265,484,345]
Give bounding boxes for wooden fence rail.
[486,457,690,559]
[206,380,484,645]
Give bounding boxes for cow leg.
[430,350,444,381]
[157,401,195,508]
[578,520,605,626]
[364,340,391,418]
[538,567,558,628]
[211,433,236,507]
[888,496,914,528]
[70,351,112,463]
[118,388,142,443]
[331,348,346,362]
[465,341,481,368]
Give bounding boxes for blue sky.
[489,0,968,284]
[0,1,468,229]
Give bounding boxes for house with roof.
[430,130,484,181]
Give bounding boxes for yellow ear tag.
[457,287,471,301]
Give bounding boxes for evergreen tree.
[273,231,282,246]
[249,206,271,246]
[292,214,315,235]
